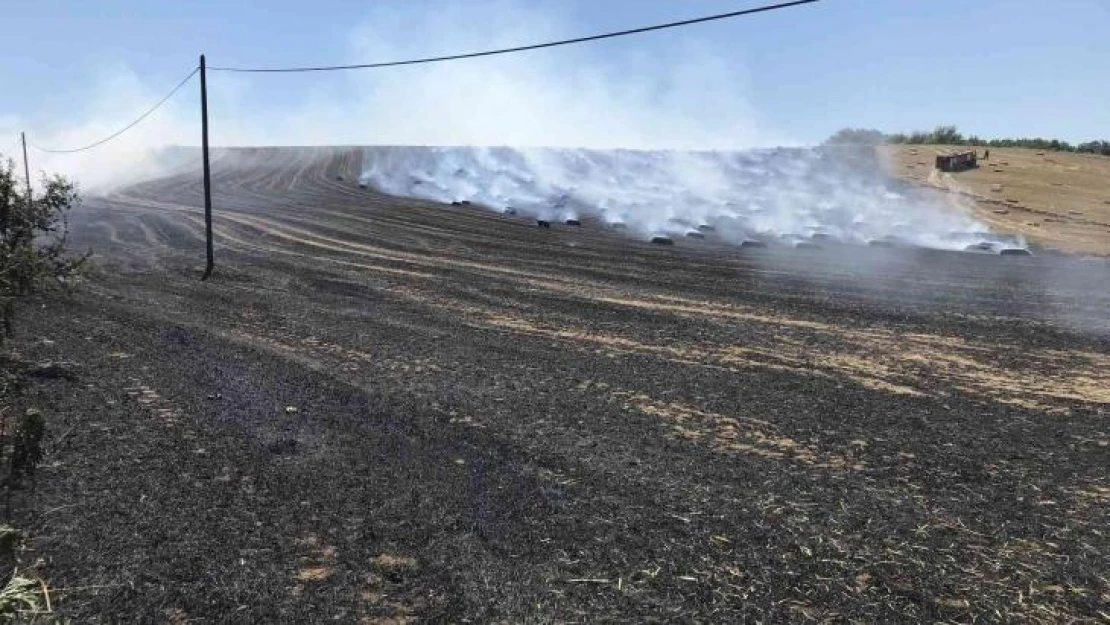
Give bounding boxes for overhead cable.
[211,0,819,73]
[30,66,199,154]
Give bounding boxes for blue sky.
[2,0,1108,151]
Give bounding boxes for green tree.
[929,125,964,144]
[823,128,887,146]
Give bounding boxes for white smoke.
[361,145,1007,250]
[1,1,779,188]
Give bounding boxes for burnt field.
[9,147,1109,622]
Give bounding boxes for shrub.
[0,155,86,340]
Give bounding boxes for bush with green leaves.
[0,154,85,339]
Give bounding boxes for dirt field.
[4,147,1108,622]
[881,144,1110,256]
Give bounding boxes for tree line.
[824,126,1110,156]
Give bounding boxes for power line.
[29,66,199,154]
[211,0,819,73]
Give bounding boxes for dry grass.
[880,145,1110,255]
[384,285,1108,414]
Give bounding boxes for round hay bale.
[565,219,581,226]
[999,248,1032,256]
[536,220,551,228]
[685,231,705,240]
[740,240,767,249]
[650,236,674,246]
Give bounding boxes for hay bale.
[536,220,551,228]
[565,219,581,226]
[1000,248,1033,256]
[650,236,674,245]
[450,201,462,206]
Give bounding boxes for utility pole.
[20,132,31,214]
[17,132,33,294]
[200,54,214,280]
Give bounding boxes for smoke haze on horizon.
[1,1,792,191]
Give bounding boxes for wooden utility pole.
[20,132,31,214]
[17,132,33,293]
[200,54,214,280]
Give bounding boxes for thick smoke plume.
[362,145,1010,250]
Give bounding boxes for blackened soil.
[7,147,1108,623]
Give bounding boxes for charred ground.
[7,147,1108,622]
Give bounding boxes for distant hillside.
[880,144,1110,256]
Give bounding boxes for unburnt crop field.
[6,147,1108,622]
